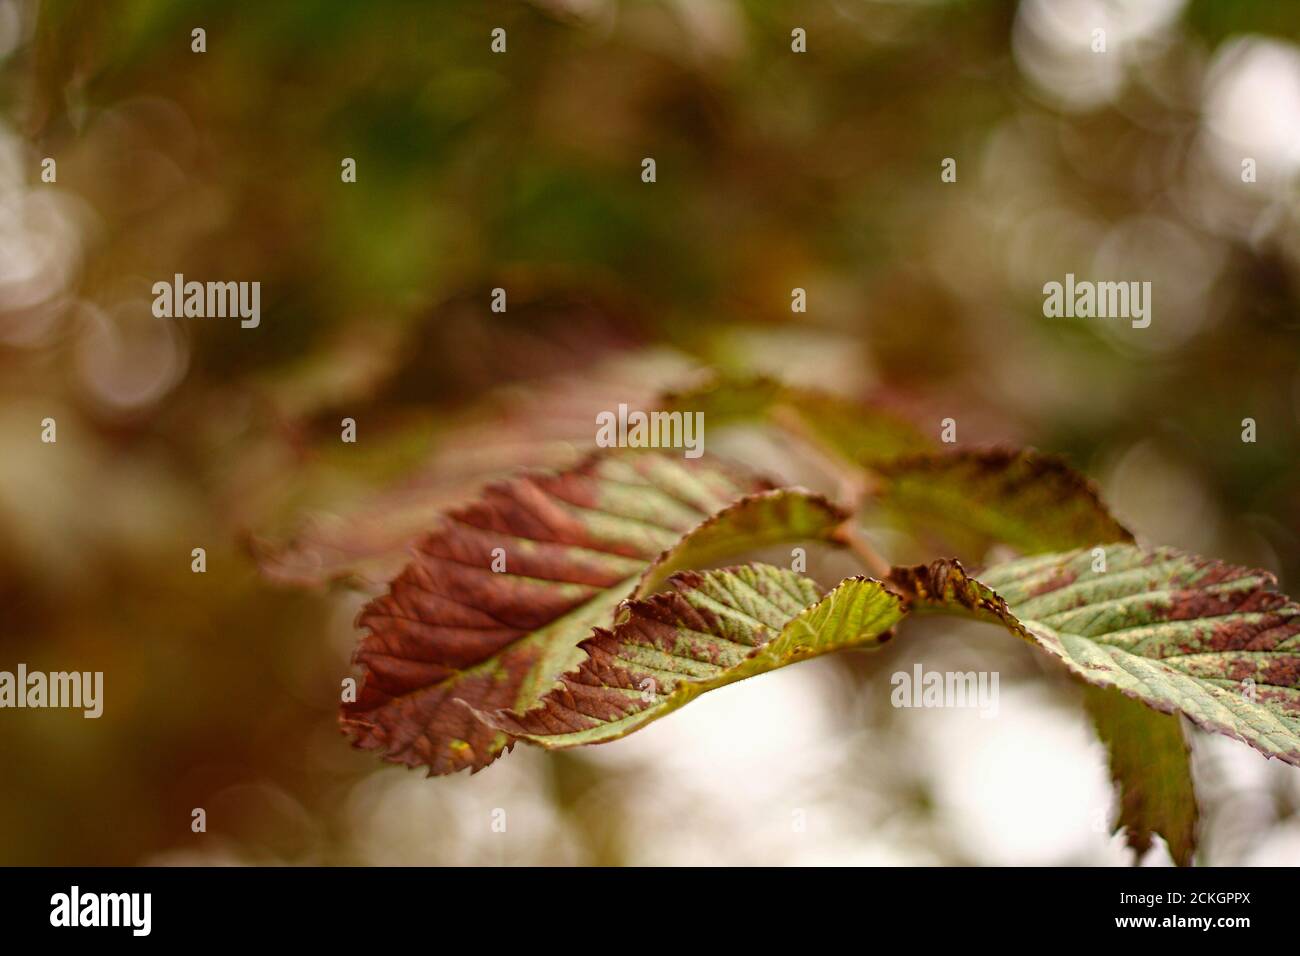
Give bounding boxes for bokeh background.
[1,0,1299,865]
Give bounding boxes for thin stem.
[768,405,867,509]
[765,405,893,579]
[833,522,892,580]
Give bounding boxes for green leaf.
[341,450,849,775]
[482,564,904,750]
[872,447,1133,563]
[633,486,849,599]
[662,375,933,467]
[875,451,1192,864]
[1082,684,1197,866]
[890,545,1300,768]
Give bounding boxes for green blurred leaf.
[663,375,933,467]
[1083,684,1197,866]
[872,447,1134,562]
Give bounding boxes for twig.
[832,522,892,580]
[767,405,868,509]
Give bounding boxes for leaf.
[1082,684,1197,866]
[662,376,933,467]
[260,370,922,589]
[872,447,1134,563]
[255,348,704,589]
[877,450,1191,864]
[341,450,850,775]
[890,545,1300,767]
[632,486,849,599]
[481,564,904,750]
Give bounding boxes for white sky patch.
[1013,0,1186,110]
[1202,36,1300,192]
[921,682,1144,865]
